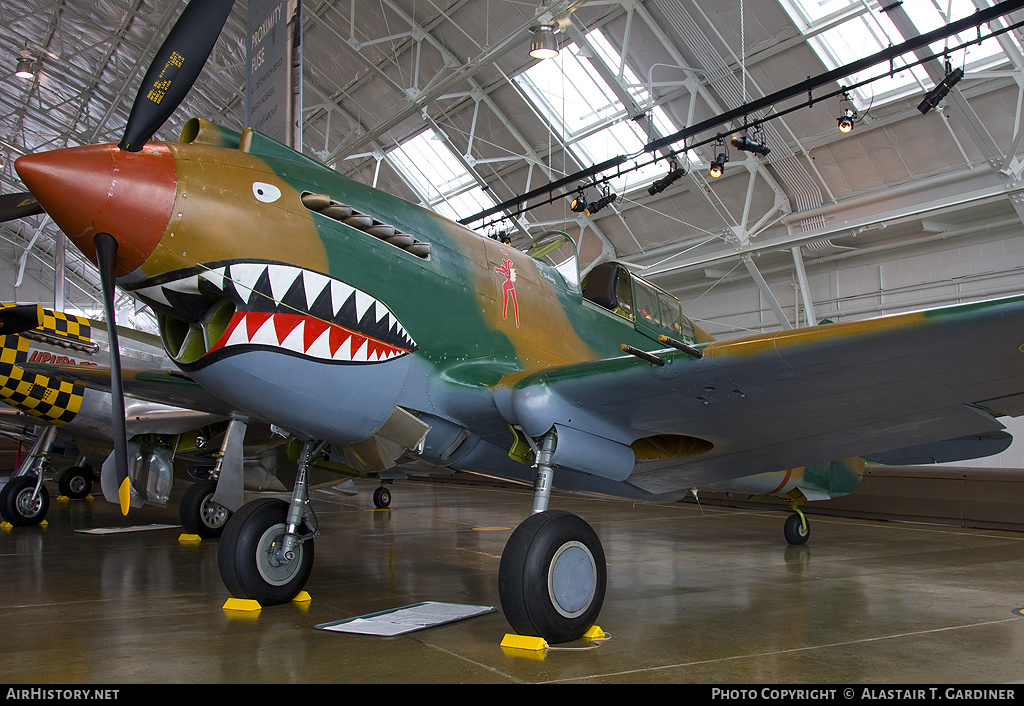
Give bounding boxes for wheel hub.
[257,523,304,586]
[547,540,597,618]
[200,496,229,528]
[16,487,43,518]
[67,475,88,495]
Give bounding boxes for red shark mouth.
[211,310,411,363]
[134,262,417,365]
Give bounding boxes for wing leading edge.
[497,294,1024,494]
[21,362,239,417]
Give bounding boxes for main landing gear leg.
[218,439,321,605]
[498,430,607,643]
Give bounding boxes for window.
[386,128,497,222]
[516,27,691,197]
[778,0,1018,110]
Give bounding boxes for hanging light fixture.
[837,91,857,133]
[569,189,588,212]
[730,134,771,156]
[918,60,964,114]
[648,162,686,196]
[530,24,559,60]
[710,154,727,178]
[708,136,729,178]
[15,50,34,80]
[584,190,616,216]
[837,108,856,133]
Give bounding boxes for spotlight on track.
[584,191,616,216]
[730,135,771,156]
[648,163,686,196]
[837,108,856,133]
[837,90,857,133]
[570,189,588,212]
[709,136,729,178]
[710,152,728,178]
[918,62,963,114]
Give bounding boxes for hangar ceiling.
[2,0,1024,339]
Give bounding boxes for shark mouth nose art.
[136,262,417,366]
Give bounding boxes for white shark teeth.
[213,312,411,363]
[132,262,416,363]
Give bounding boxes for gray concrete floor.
[2,475,1024,684]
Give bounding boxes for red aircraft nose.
[15,143,176,277]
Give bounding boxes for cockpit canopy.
[582,262,701,344]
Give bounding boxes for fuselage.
[17,123,687,438]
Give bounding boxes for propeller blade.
[0,192,44,222]
[94,232,130,515]
[0,304,43,336]
[119,0,235,152]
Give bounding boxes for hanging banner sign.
[246,0,301,148]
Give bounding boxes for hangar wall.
[0,241,66,307]
[673,223,1024,338]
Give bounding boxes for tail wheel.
[0,476,50,526]
[784,512,810,545]
[180,479,231,538]
[498,510,606,644]
[373,485,391,508]
[218,498,314,604]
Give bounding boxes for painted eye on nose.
[252,182,282,203]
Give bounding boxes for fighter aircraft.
[0,300,361,535]
[5,0,1024,643]
[0,302,248,533]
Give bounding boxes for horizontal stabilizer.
[864,430,1013,465]
[0,304,43,335]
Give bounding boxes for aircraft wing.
[501,294,1024,494]
[21,363,240,418]
[0,403,38,438]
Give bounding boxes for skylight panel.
[516,27,688,196]
[430,186,496,223]
[386,128,497,222]
[778,0,1016,110]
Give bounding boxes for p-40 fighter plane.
[5,0,1024,643]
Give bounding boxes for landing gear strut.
[497,430,607,643]
[218,439,321,604]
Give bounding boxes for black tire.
[373,485,391,509]
[0,476,50,526]
[179,479,231,538]
[498,510,606,644]
[57,466,93,500]
[784,513,810,545]
[218,498,314,604]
